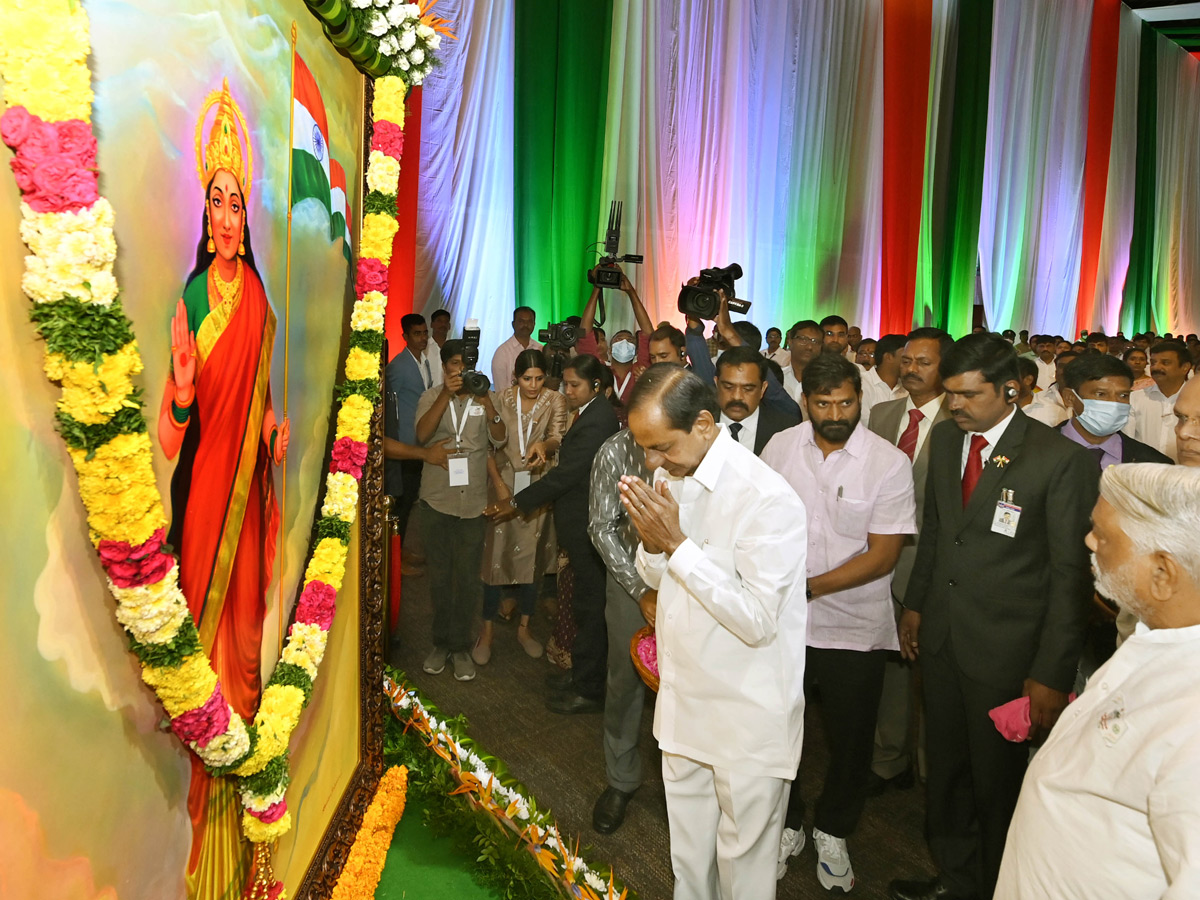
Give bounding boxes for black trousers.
[786,647,888,837]
[417,502,485,654]
[396,459,424,537]
[922,640,1029,900]
[556,521,608,702]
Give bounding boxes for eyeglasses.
[792,337,821,346]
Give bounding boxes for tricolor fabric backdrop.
[404,0,1200,365]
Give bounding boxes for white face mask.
[611,339,637,364]
[1076,398,1130,436]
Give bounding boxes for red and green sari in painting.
[168,259,279,897]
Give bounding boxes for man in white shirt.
[782,319,823,408]
[859,333,908,424]
[1126,340,1191,461]
[821,315,865,372]
[489,306,542,390]
[761,354,916,891]
[765,326,792,367]
[995,463,1200,900]
[1032,335,1056,392]
[619,364,809,900]
[1025,349,1080,427]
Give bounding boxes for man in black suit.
[713,345,800,456]
[497,354,620,714]
[890,334,1097,900]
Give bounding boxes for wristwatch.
[492,414,502,424]
[806,586,813,600]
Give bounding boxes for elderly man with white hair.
[995,463,1200,899]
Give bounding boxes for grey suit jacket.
[867,395,953,600]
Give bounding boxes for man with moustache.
[715,346,800,456]
[995,464,1200,900]
[889,334,1097,900]
[1127,340,1192,461]
[762,354,916,890]
[1025,349,1081,428]
[866,327,955,795]
[490,306,542,390]
[783,320,824,407]
[619,364,808,900]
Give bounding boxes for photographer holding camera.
[414,338,508,683]
[575,263,656,405]
[681,267,802,419]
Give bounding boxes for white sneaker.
[776,827,805,880]
[422,646,448,675]
[813,827,854,892]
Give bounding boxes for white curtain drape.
[1153,32,1200,335]
[413,0,515,365]
[1090,4,1141,335]
[977,0,1091,335]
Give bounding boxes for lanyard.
[447,397,475,449]
[516,392,540,459]
[615,370,633,399]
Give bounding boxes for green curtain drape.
[931,0,992,336]
[1121,22,1158,335]
[513,0,613,325]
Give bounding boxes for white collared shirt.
[893,392,946,461]
[860,367,907,425]
[1026,383,1071,427]
[995,622,1200,899]
[961,406,1017,475]
[636,427,809,779]
[1126,383,1182,461]
[762,422,916,652]
[409,346,443,388]
[1034,356,1056,393]
[719,404,760,452]
[782,363,804,405]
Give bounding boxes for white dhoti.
[662,751,791,900]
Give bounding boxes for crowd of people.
[382,274,1200,900]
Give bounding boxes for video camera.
[460,320,491,395]
[677,263,751,320]
[587,201,644,289]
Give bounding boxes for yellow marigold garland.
[329,766,409,900]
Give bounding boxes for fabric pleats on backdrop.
[412,0,517,361]
[977,0,1090,336]
[409,0,1200,359]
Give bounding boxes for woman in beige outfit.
[475,349,568,663]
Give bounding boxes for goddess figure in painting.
[157,79,289,896]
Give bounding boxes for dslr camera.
[677,263,751,320]
[460,320,491,395]
[587,200,644,289]
[539,318,582,381]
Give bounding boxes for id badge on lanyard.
[447,398,475,487]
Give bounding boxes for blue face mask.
[1076,398,1130,437]
[611,340,637,364]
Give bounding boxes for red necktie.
[962,433,989,507]
[898,409,924,461]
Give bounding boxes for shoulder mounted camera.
[587,200,644,289]
[677,263,751,320]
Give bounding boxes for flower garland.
[384,675,635,900]
[349,0,455,85]
[329,766,410,900]
[0,0,407,886]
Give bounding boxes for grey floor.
[388,538,934,900]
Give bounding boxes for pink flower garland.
[97,527,174,588]
[370,121,405,159]
[356,257,388,297]
[170,685,233,745]
[1,107,98,213]
[295,580,336,630]
[330,436,369,480]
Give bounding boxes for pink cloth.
[989,693,1077,742]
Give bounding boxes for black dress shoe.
[865,767,915,797]
[592,787,635,834]
[545,692,603,715]
[889,876,977,900]
[544,669,574,690]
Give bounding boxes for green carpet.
[375,798,502,900]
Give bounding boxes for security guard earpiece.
[1005,385,1018,400]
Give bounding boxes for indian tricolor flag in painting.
[291,51,331,217]
[330,159,352,261]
